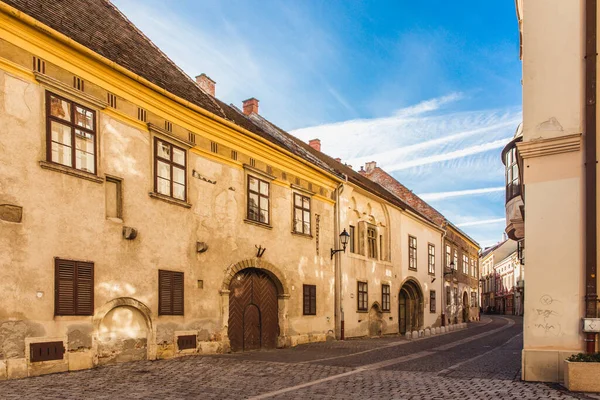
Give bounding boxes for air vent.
[107,92,117,108]
[177,335,197,351]
[266,165,273,175]
[231,150,238,161]
[137,108,147,122]
[188,132,196,144]
[73,76,84,91]
[165,121,172,132]
[32,56,45,74]
[282,172,287,180]
[295,177,300,185]
[30,341,65,362]
[249,157,256,167]
[320,187,326,196]
[308,182,313,191]
[210,141,218,153]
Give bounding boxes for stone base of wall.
[285,333,328,347]
[522,349,578,383]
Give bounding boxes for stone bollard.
[424,328,431,337]
[440,326,446,333]
[418,330,424,338]
[405,332,412,340]
[434,327,439,335]
[412,330,419,339]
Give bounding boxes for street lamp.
[441,260,456,327]
[331,229,351,259]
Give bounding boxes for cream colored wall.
[519,0,587,382]
[0,70,337,377]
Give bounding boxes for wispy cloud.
[418,187,504,201]
[455,218,505,228]
[394,92,463,117]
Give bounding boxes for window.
[408,235,417,270]
[46,92,96,174]
[446,286,451,305]
[463,254,469,274]
[430,290,436,313]
[55,258,94,316]
[505,147,521,201]
[293,193,311,235]
[367,227,377,259]
[357,281,368,311]
[105,176,123,219]
[453,249,458,271]
[154,138,186,201]
[247,175,270,224]
[471,292,478,308]
[349,225,356,253]
[158,270,184,315]
[446,245,451,268]
[382,284,390,312]
[428,244,435,275]
[303,285,316,315]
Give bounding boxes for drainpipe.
[584,0,599,353]
[334,182,345,340]
[440,225,448,327]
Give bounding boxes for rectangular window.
[453,250,458,271]
[47,92,96,174]
[154,137,187,201]
[55,258,94,316]
[446,286,451,306]
[105,176,122,219]
[367,227,377,259]
[430,290,436,313]
[303,284,316,315]
[382,284,390,312]
[349,225,356,253]
[357,281,368,311]
[247,175,270,224]
[408,235,417,270]
[428,244,435,275]
[158,270,184,315]
[293,193,311,235]
[379,235,383,260]
[471,292,477,308]
[463,254,469,274]
[446,244,451,268]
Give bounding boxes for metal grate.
[32,56,45,74]
[177,335,197,350]
[30,341,65,362]
[249,157,256,167]
[188,132,196,144]
[165,121,172,132]
[137,108,147,122]
[73,76,84,91]
[231,150,238,161]
[211,141,218,153]
[107,93,117,108]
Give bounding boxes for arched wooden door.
[399,280,424,334]
[462,292,469,322]
[399,291,408,334]
[229,268,279,352]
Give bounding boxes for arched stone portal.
[221,259,289,351]
[398,278,424,335]
[462,291,469,322]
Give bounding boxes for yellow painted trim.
[0,55,34,81]
[0,4,342,191]
[190,147,242,170]
[102,108,149,133]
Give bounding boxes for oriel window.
[154,138,186,201]
[247,176,270,224]
[293,193,311,235]
[46,92,96,174]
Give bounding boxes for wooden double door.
[228,268,279,352]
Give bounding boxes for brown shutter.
[310,285,316,315]
[75,262,94,315]
[159,270,172,315]
[172,271,184,315]
[358,221,366,256]
[55,259,75,315]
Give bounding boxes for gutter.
[333,182,345,340]
[584,0,599,353]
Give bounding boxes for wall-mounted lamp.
[444,261,456,277]
[331,228,351,260]
[256,245,266,258]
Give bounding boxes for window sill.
[356,310,368,314]
[244,218,272,230]
[302,314,317,317]
[291,231,313,239]
[408,267,418,272]
[148,192,192,208]
[39,161,103,183]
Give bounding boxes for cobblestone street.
[1,316,597,399]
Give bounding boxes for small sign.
[583,318,600,333]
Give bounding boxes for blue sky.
[113,0,521,248]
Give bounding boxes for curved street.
[1,316,597,399]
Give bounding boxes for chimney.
[365,161,377,173]
[196,73,216,96]
[335,158,341,163]
[308,139,321,152]
[243,98,259,115]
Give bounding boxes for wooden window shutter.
[159,270,184,315]
[358,221,366,256]
[55,259,94,316]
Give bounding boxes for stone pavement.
[0,316,598,399]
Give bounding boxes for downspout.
[585,0,599,353]
[334,182,345,340]
[440,225,448,327]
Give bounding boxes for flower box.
[564,358,600,393]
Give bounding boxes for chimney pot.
[308,139,321,152]
[196,73,216,97]
[243,98,259,115]
[365,161,377,173]
[335,158,341,163]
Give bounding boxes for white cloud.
[394,92,463,117]
[455,218,505,228]
[418,187,505,201]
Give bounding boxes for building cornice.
[517,133,582,159]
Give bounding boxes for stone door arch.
[398,279,424,334]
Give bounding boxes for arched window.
[505,147,520,201]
